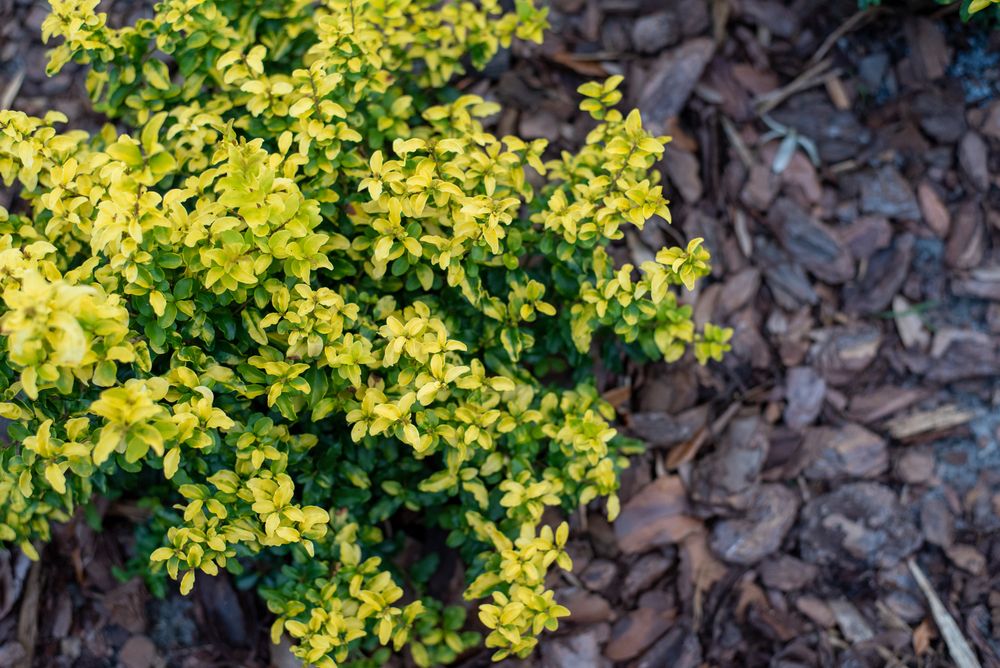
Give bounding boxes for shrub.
[0,0,729,664]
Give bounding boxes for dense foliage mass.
[0,0,729,664]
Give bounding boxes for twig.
[712,0,731,45]
[560,569,585,589]
[665,402,740,471]
[754,59,836,116]
[809,8,881,68]
[907,558,983,668]
[874,646,909,668]
[721,116,753,170]
[1,65,26,111]
[14,559,40,668]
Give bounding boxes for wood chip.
[601,385,632,410]
[917,180,950,237]
[13,560,39,668]
[614,476,702,553]
[946,201,985,270]
[547,50,611,78]
[638,38,716,133]
[663,144,703,203]
[959,132,990,192]
[908,559,983,668]
[883,404,975,440]
[904,17,950,82]
[733,208,754,258]
[824,75,851,110]
[847,385,928,424]
[829,599,874,644]
[913,618,936,656]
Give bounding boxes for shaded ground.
[3,0,1000,666]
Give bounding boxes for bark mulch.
[3,0,1000,667]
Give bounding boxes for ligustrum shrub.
[0,0,730,664]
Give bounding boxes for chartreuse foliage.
[0,0,729,665]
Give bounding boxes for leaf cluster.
[0,0,729,665]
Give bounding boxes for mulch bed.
[3,0,1000,666]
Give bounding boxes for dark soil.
[4,0,1000,667]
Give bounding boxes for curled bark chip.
[800,483,922,569]
[709,484,799,565]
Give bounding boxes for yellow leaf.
[20,541,39,561]
[44,463,66,494]
[149,290,166,317]
[163,448,180,479]
[288,97,312,118]
[179,570,195,595]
